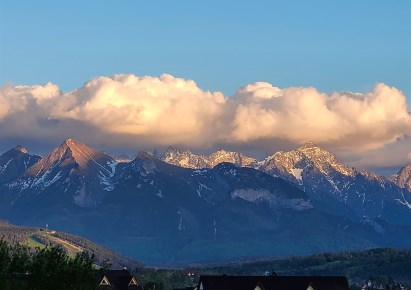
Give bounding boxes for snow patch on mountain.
[291,168,303,182]
[196,182,212,197]
[192,169,209,176]
[98,160,118,191]
[0,159,13,174]
[396,191,411,209]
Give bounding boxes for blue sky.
[1,0,410,98]
[0,1,411,174]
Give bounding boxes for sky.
[0,1,410,175]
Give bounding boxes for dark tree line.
[0,220,142,270]
[198,247,411,286]
[0,239,98,290]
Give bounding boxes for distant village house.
[99,269,142,290]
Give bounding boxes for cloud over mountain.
[0,74,410,166]
[230,82,411,151]
[51,74,226,146]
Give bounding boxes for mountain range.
[163,143,411,224]
[1,138,411,266]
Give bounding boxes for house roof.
[197,275,349,290]
[99,269,142,290]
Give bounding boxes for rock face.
[208,150,257,168]
[259,142,411,224]
[0,145,41,184]
[162,147,257,169]
[1,139,411,266]
[4,139,117,207]
[162,142,411,224]
[392,164,411,192]
[162,146,210,169]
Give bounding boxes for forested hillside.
[194,248,411,285]
[0,220,141,269]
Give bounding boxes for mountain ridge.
[4,138,117,207]
[392,164,411,192]
[0,145,41,184]
[1,138,411,266]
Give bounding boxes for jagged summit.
[298,141,320,150]
[163,146,209,169]
[285,142,348,173]
[140,148,159,158]
[263,142,355,180]
[165,145,179,152]
[296,142,332,157]
[61,138,86,151]
[1,145,30,159]
[136,150,157,160]
[209,149,257,167]
[13,145,28,154]
[114,154,132,163]
[0,145,41,184]
[7,138,118,207]
[162,146,258,169]
[392,164,411,192]
[26,138,113,176]
[163,146,199,158]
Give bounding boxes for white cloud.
[0,83,59,118]
[0,74,410,168]
[52,74,226,146]
[229,83,411,152]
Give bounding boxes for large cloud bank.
[0,74,410,166]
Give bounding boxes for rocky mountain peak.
[162,146,209,169]
[392,164,411,191]
[0,145,41,183]
[298,141,320,150]
[162,146,258,169]
[13,145,28,154]
[295,142,353,172]
[26,138,113,176]
[64,138,76,144]
[165,145,180,153]
[209,150,257,167]
[62,138,83,151]
[1,145,30,159]
[136,151,156,160]
[264,142,355,178]
[114,154,132,163]
[296,142,333,158]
